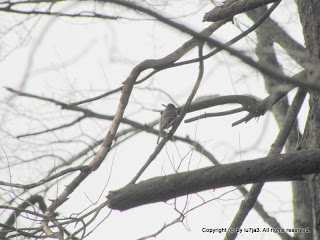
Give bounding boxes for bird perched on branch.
[157,103,178,144]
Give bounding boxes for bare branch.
[184,107,244,123]
[185,70,307,126]
[203,0,280,22]
[16,115,86,138]
[0,7,119,20]
[0,165,90,189]
[107,149,319,211]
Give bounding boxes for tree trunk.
[297,1,320,239]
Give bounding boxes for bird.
[157,103,178,144]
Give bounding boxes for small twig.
[185,107,244,123]
[0,166,90,189]
[17,115,86,138]
[0,5,119,19]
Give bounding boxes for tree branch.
[107,149,320,211]
[203,0,280,22]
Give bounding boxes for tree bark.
[297,1,320,239]
[107,150,320,211]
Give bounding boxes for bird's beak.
[161,104,167,107]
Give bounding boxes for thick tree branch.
[107,149,320,211]
[203,0,279,22]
